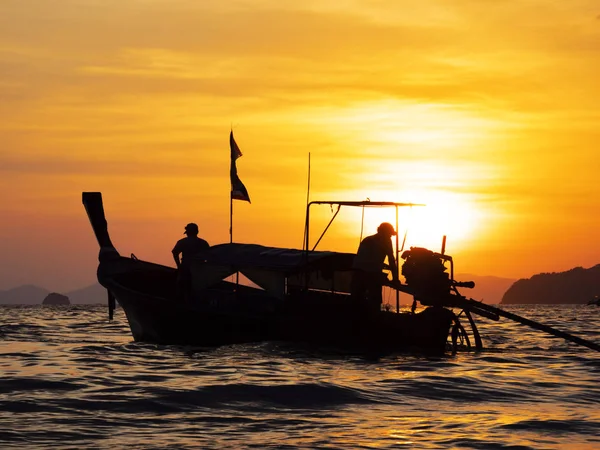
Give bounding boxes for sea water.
[0,304,599,449]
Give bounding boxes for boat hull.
[98,257,454,354]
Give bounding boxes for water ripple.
[0,304,599,449]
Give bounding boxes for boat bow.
[82,192,120,262]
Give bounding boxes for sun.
[305,100,498,255]
[400,190,479,252]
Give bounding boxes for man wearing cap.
[351,222,399,314]
[172,223,210,301]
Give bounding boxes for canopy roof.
[193,243,355,273]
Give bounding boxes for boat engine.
[401,247,453,301]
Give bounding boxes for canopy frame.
[302,200,425,312]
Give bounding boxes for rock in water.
[42,293,70,305]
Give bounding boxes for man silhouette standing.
[172,223,209,301]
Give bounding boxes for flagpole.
[229,192,233,244]
[229,129,250,287]
[230,192,239,286]
[229,128,234,245]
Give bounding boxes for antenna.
[302,152,311,249]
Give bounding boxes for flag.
[230,131,251,203]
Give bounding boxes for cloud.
[1,0,599,118]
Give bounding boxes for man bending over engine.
[351,222,399,314]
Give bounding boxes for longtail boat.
[83,193,600,355]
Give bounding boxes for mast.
[395,205,400,313]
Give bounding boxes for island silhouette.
[42,293,70,305]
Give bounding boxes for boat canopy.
[189,243,355,299]
[196,243,354,271]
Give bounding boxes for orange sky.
[1,0,599,292]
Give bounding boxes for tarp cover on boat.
[189,243,355,298]
[195,243,354,271]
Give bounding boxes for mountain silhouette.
[501,264,600,304]
[0,283,107,305]
[454,273,516,304]
[0,285,50,304]
[65,283,107,304]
